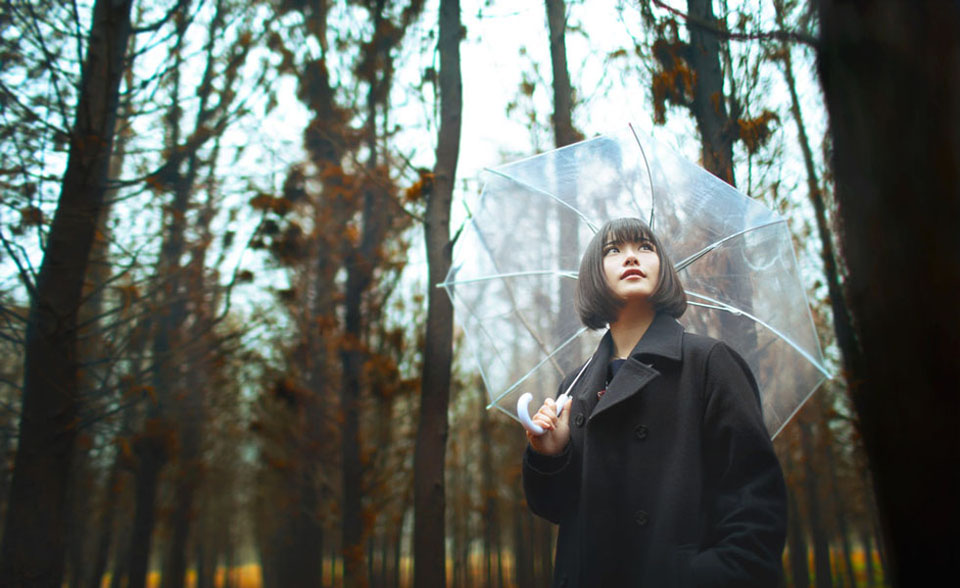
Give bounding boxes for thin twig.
[0,227,38,300]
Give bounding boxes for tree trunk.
[787,484,810,588]
[0,0,134,584]
[127,436,165,588]
[860,526,875,588]
[108,512,133,588]
[683,0,757,352]
[817,3,960,585]
[478,384,500,588]
[545,0,579,149]
[340,5,394,581]
[86,455,121,588]
[545,0,581,369]
[66,446,93,588]
[824,442,856,588]
[413,1,461,587]
[686,0,735,185]
[799,418,832,588]
[393,506,407,588]
[512,501,533,588]
[775,0,862,403]
[129,4,214,578]
[340,332,365,588]
[160,421,202,588]
[196,538,214,588]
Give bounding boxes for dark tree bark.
[545,0,582,369]
[413,0,461,587]
[129,43,198,588]
[127,437,165,588]
[159,6,233,585]
[799,418,833,588]
[0,0,134,584]
[128,6,196,580]
[196,539,214,588]
[512,501,533,588]
[817,3,960,585]
[680,0,758,354]
[478,384,502,588]
[65,448,92,588]
[686,0,735,185]
[860,526,875,588]
[823,431,856,588]
[160,407,203,588]
[86,455,122,588]
[340,0,410,580]
[786,485,810,588]
[545,0,579,149]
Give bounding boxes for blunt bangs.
[601,218,657,249]
[575,217,687,329]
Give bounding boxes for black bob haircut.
[575,217,687,329]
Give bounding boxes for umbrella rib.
[685,292,833,379]
[484,167,600,233]
[628,123,657,230]
[460,219,571,378]
[437,269,578,288]
[502,284,567,379]
[676,219,785,271]
[487,325,591,408]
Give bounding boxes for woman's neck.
[609,304,656,359]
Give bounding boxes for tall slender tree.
[413,0,462,586]
[685,0,736,185]
[0,0,134,584]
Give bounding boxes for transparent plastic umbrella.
[440,124,831,438]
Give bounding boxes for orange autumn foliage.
[737,110,780,154]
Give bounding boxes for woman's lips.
[620,268,645,279]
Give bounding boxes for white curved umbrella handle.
[517,393,569,436]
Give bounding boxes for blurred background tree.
[3,0,953,586]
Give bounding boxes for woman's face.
[602,237,661,305]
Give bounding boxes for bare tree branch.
[130,0,196,34]
[0,227,38,300]
[650,0,817,47]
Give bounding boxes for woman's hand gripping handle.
[519,393,572,456]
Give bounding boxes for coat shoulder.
[681,332,750,365]
[679,331,724,364]
[680,333,756,389]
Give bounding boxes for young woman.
[522,217,787,587]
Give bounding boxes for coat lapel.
[568,332,611,413]
[590,358,660,421]
[586,313,685,422]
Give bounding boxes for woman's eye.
[604,246,620,255]
[640,242,655,251]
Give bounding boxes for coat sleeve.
[521,379,582,525]
[681,342,788,588]
[522,441,580,524]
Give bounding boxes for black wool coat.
[523,313,787,588]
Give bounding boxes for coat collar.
[572,313,685,422]
[625,312,684,362]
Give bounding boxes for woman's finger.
[532,413,554,430]
[540,399,556,418]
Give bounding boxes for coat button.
[575,413,585,427]
[634,424,648,440]
[634,509,649,527]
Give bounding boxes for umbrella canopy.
[441,125,830,437]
